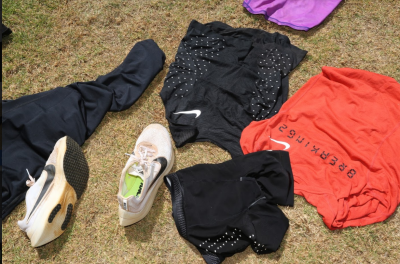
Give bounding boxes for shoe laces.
[25,169,36,187]
[125,145,156,178]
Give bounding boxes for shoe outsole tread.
[61,204,73,230]
[64,137,89,199]
[48,204,61,223]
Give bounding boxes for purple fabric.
[243,0,342,31]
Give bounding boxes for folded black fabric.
[165,150,294,264]
[160,20,307,157]
[1,23,12,38]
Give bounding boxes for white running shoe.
[117,124,174,226]
[18,136,89,247]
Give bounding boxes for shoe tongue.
[127,163,145,180]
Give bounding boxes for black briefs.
[160,20,307,157]
[164,151,294,264]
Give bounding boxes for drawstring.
[26,169,35,187]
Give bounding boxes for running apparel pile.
[160,20,307,157]
[240,67,400,229]
[164,151,294,264]
[2,40,165,219]
[243,0,342,31]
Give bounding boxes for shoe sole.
[119,151,175,226]
[28,136,89,247]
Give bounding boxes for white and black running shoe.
[18,136,89,247]
[117,124,174,226]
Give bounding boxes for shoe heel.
[118,206,147,226]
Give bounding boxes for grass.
[2,0,400,263]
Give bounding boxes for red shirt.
[240,67,400,229]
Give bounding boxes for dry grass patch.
[2,0,400,263]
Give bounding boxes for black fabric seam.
[166,173,187,239]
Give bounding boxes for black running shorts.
[160,20,307,157]
[164,151,294,264]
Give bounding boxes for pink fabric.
[243,0,342,31]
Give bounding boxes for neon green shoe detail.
[123,171,144,198]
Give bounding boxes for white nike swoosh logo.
[173,110,201,118]
[269,137,290,150]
